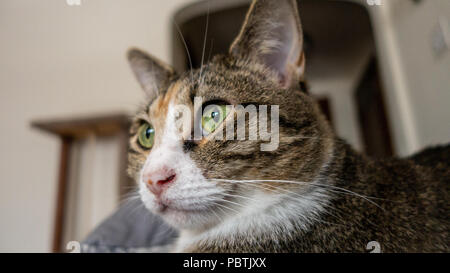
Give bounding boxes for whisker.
[211,178,385,211]
[127,200,147,218]
[210,206,223,223]
[220,192,259,203]
[172,18,194,82]
[212,202,232,218]
[256,183,346,223]
[209,200,239,214]
[239,182,347,226]
[152,216,176,239]
[207,38,214,64]
[198,1,210,87]
[216,197,247,209]
[118,190,141,207]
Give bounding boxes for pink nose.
[143,167,176,196]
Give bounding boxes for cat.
[126,0,449,252]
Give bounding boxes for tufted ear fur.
[230,0,305,88]
[127,48,176,100]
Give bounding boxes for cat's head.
[127,0,334,231]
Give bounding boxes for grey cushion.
[81,199,178,252]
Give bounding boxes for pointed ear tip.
[126,48,138,62]
[127,47,147,61]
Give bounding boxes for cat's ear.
[230,0,305,88]
[127,48,175,99]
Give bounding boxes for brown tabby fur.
[127,0,449,252]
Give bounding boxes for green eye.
[202,105,229,134]
[137,123,155,149]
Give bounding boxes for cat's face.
[127,0,333,231]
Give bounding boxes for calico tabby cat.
[126,0,449,252]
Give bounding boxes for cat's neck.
[176,181,331,252]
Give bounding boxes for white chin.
[152,204,218,230]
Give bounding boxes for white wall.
[389,0,450,152]
[0,0,191,252]
[367,0,450,155]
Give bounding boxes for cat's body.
[126,0,449,253]
[178,142,450,252]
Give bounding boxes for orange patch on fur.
[147,81,184,146]
[157,81,182,114]
[146,179,153,186]
[198,138,209,147]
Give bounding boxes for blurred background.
[0,0,449,252]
